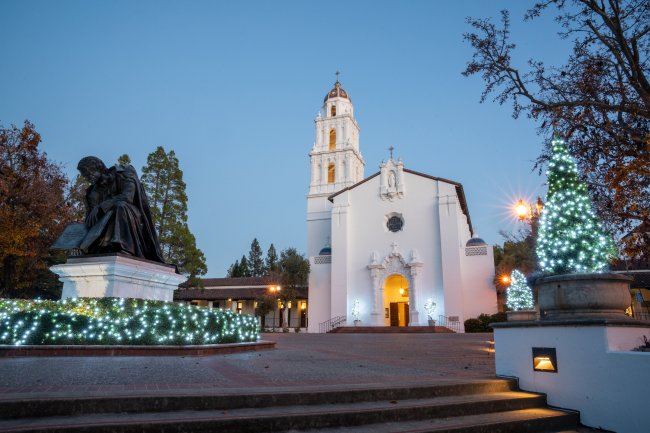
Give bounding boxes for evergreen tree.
[141,146,207,278]
[248,238,265,276]
[536,136,616,274]
[265,243,278,274]
[227,259,241,277]
[117,154,131,165]
[238,255,252,277]
[506,270,534,311]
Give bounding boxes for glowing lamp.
[515,199,529,221]
[301,302,307,310]
[501,275,510,284]
[532,347,558,373]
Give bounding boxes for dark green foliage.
[254,294,275,318]
[277,248,310,304]
[464,312,508,333]
[227,259,241,277]
[0,297,258,345]
[238,255,252,277]
[265,244,278,273]
[463,319,483,333]
[141,146,207,278]
[248,238,265,277]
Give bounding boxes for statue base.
[51,254,184,302]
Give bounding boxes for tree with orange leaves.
[0,121,73,298]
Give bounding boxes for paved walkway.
[0,333,495,398]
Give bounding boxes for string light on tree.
[506,270,534,311]
[536,135,616,274]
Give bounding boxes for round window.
[387,216,403,232]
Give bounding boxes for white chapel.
[307,79,497,332]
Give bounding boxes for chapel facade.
[307,79,497,333]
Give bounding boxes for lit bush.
[0,298,259,346]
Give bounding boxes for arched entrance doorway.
[383,274,409,327]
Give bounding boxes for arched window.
[329,129,336,150]
[327,163,335,184]
[330,105,336,117]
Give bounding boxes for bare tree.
[463,0,649,260]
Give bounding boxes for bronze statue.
[74,156,164,262]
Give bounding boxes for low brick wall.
[0,340,275,357]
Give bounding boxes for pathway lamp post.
[268,285,281,331]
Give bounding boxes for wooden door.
[404,303,410,326]
[389,303,399,327]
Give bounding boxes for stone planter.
[535,273,633,320]
[506,310,537,321]
[428,319,436,326]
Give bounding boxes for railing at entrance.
[438,314,462,333]
[319,315,346,333]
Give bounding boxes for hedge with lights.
[0,298,259,346]
[536,136,616,274]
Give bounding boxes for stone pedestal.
[535,273,633,319]
[51,253,185,301]
[506,309,537,321]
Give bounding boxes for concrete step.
[278,408,579,433]
[330,327,455,333]
[0,379,516,419]
[0,392,573,433]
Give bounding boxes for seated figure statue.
[77,156,164,263]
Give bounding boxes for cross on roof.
[335,70,340,83]
[389,146,394,160]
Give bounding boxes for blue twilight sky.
[1,0,571,276]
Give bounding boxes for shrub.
[0,298,259,346]
[464,312,508,333]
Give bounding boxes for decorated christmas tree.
[536,136,616,274]
[506,270,534,311]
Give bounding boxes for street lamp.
[515,199,529,221]
[268,285,281,331]
[515,197,544,222]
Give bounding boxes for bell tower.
[307,77,364,259]
[307,76,365,331]
[308,75,364,196]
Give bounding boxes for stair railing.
[319,315,347,333]
[437,314,462,333]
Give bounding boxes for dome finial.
[335,70,340,84]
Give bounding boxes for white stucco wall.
[494,324,650,433]
[461,246,497,319]
[330,173,483,326]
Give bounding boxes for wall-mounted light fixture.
[532,347,558,373]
